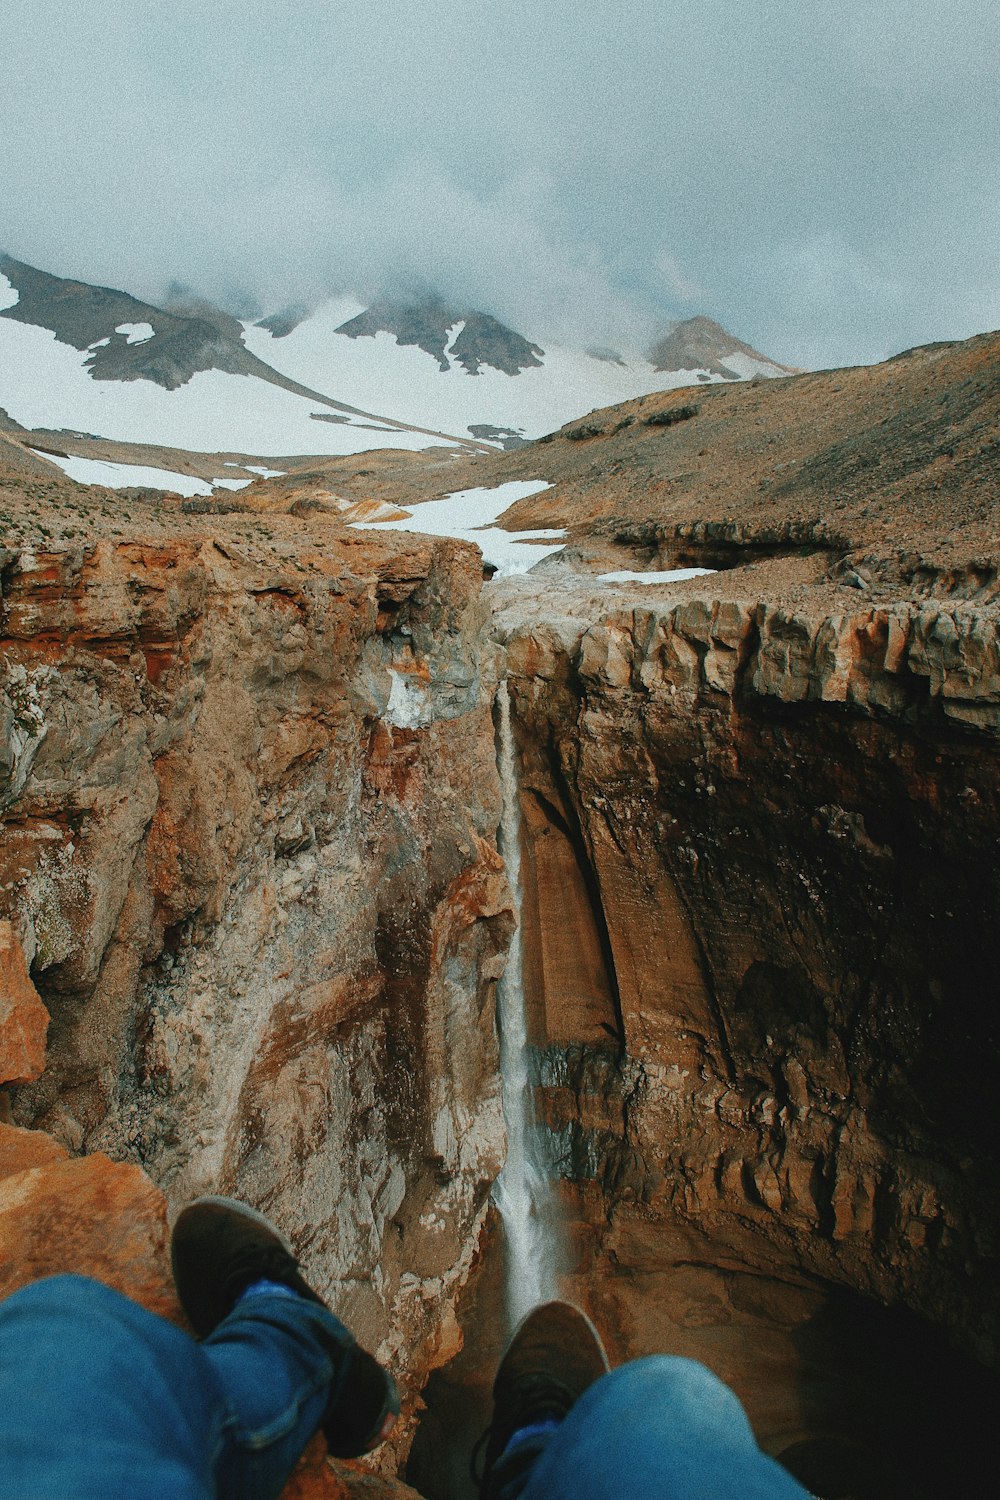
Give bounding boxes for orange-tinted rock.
[1,527,504,1442]
[0,921,49,1085]
[0,1120,68,1180]
[0,1139,418,1499]
[0,1152,179,1322]
[280,1438,351,1500]
[281,1442,424,1500]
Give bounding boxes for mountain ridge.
[0,253,794,478]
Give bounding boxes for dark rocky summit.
[335,297,544,375]
[648,314,794,377]
[0,253,256,391]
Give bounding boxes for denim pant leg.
[510,1356,811,1500]
[0,1274,228,1500]
[0,1274,344,1500]
[203,1289,353,1500]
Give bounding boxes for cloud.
[1,0,998,366]
[655,252,705,308]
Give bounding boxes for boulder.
[0,921,49,1085]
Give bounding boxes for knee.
[574,1354,757,1447]
[2,1274,116,1315]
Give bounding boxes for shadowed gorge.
[410,575,1000,1499]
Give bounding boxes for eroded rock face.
[480,581,1000,1493]
[5,504,999,1496]
[0,528,512,1449]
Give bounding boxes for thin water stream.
[492,679,561,1328]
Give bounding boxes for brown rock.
[0,920,49,1085]
[0,1120,68,1180]
[282,1442,425,1500]
[0,1152,179,1321]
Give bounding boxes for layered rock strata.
[479,578,1000,1493]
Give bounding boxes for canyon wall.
[479,583,999,1494]
[4,518,999,1494]
[0,526,512,1455]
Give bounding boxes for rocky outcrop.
[500,587,1000,1317]
[646,316,793,378]
[335,298,544,377]
[0,525,512,1476]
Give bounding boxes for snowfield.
[210,475,254,491]
[353,481,564,576]
[43,453,215,496]
[244,302,720,442]
[0,273,19,312]
[0,315,447,457]
[596,567,717,584]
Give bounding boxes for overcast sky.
[2,0,998,367]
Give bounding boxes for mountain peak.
[648,316,793,379]
[335,296,544,376]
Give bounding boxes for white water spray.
[493,679,561,1328]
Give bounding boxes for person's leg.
[1,1201,397,1500]
[0,1273,228,1500]
[0,1277,382,1500]
[169,1196,399,1471]
[517,1355,811,1500]
[201,1286,356,1500]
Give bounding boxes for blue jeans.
[0,1274,354,1500]
[496,1356,812,1500]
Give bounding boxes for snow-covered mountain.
[0,254,793,484]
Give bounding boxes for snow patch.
[354,480,564,577]
[42,452,213,496]
[444,320,466,367]
[597,567,717,585]
[245,305,714,442]
[245,465,285,478]
[115,322,156,345]
[88,337,111,350]
[211,476,253,491]
[714,351,783,380]
[385,669,432,729]
[0,316,444,456]
[0,274,19,312]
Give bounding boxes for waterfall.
[493,678,560,1328]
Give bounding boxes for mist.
[2,0,998,367]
